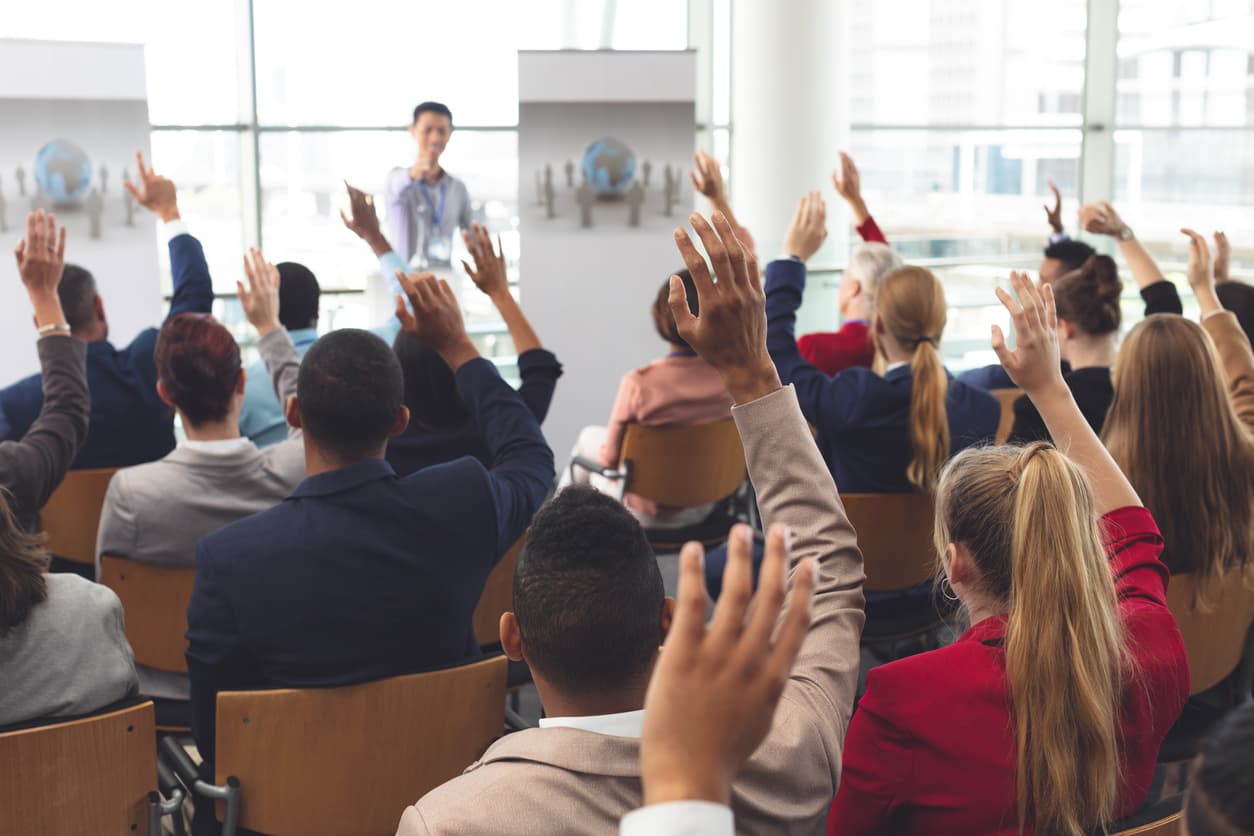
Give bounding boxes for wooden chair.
[572,420,749,550]
[169,656,508,836]
[473,536,524,648]
[0,701,158,835]
[990,388,1021,444]
[100,556,198,675]
[1106,791,1184,836]
[39,466,119,568]
[1110,812,1182,836]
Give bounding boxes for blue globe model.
[581,137,637,197]
[34,140,92,204]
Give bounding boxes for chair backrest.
[100,555,198,674]
[1106,790,1184,835]
[991,388,1021,444]
[1110,812,1182,835]
[473,535,525,647]
[841,492,937,592]
[1167,567,1254,695]
[0,701,155,834]
[215,655,508,836]
[39,466,119,566]
[619,420,746,508]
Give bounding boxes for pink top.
[599,353,735,516]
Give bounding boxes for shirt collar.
[538,709,645,739]
[178,438,256,454]
[957,613,1009,645]
[289,458,396,499]
[287,327,319,347]
[885,361,909,374]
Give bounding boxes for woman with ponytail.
[827,272,1188,836]
[766,193,999,492]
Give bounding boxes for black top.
[385,348,563,477]
[1008,366,1114,444]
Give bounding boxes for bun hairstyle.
[936,444,1126,835]
[653,270,699,349]
[875,266,949,489]
[1053,254,1123,337]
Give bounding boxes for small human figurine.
[122,168,135,226]
[642,159,652,189]
[544,167,557,220]
[86,188,104,239]
[99,162,109,194]
[626,181,644,228]
[662,164,676,217]
[576,181,595,229]
[15,165,27,197]
[564,160,575,189]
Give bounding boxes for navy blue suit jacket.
[185,357,554,766]
[0,233,215,468]
[765,259,999,492]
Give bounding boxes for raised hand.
[1044,180,1063,235]
[237,247,282,336]
[1213,231,1230,283]
[1078,200,1127,238]
[782,191,828,263]
[640,524,815,807]
[1182,228,1222,316]
[670,212,779,404]
[394,270,479,370]
[689,150,727,203]
[339,181,387,254]
[14,210,67,296]
[123,150,180,223]
[460,223,508,298]
[991,271,1066,398]
[831,152,870,225]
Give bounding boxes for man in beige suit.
[396,211,867,835]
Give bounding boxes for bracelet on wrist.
[36,322,72,336]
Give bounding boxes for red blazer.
[827,506,1189,836]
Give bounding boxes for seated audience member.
[388,225,562,475]
[797,242,902,377]
[0,213,135,727]
[1214,230,1254,343]
[560,271,733,528]
[398,214,866,836]
[1007,254,1121,443]
[237,259,321,447]
[1102,230,1254,603]
[1183,702,1254,836]
[96,251,304,702]
[828,273,1189,836]
[0,213,89,532]
[0,152,213,469]
[766,193,999,492]
[186,272,552,834]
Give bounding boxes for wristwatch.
[1116,225,1135,242]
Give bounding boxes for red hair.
[154,314,242,427]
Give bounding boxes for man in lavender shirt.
[384,101,474,269]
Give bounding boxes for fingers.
[460,259,480,283]
[339,208,353,230]
[666,542,709,650]
[395,269,420,306]
[990,323,1010,365]
[1181,227,1207,254]
[691,213,733,286]
[236,280,249,306]
[742,524,790,649]
[709,525,755,640]
[673,226,715,301]
[1010,271,1044,331]
[124,179,143,203]
[709,212,749,287]
[667,274,698,339]
[1041,282,1057,331]
[394,293,417,333]
[14,238,25,268]
[994,285,1023,318]
[689,170,702,192]
[134,150,152,182]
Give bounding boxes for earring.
[940,576,960,602]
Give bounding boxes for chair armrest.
[158,737,243,836]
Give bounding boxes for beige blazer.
[396,384,867,835]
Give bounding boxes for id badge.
[427,233,452,265]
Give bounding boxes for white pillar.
[729,0,849,259]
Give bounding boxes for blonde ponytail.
[936,444,1127,835]
[875,266,950,489]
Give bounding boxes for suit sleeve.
[385,168,416,261]
[166,232,216,318]
[256,328,303,440]
[454,358,555,556]
[1202,311,1254,432]
[95,472,139,577]
[0,336,90,527]
[1140,281,1183,317]
[599,372,639,468]
[856,215,888,245]
[515,348,563,423]
[734,385,866,826]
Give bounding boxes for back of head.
[936,443,1125,835]
[412,100,453,126]
[1217,280,1254,346]
[277,262,321,331]
[846,242,903,301]
[513,485,665,695]
[57,263,98,333]
[0,488,48,637]
[1104,315,1254,604]
[391,330,468,432]
[652,270,699,349]
[155,314,243,428]
[1044,239,1097,274]
[297,329,404,460]
[1185,701,1254,836]
[1053,254,1123,337]
[876,265,949,488]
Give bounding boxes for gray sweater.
[0,573,138,727]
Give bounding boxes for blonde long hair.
[936,444,1126,835]
[1103,315,1254,606]
[875,266,949,488]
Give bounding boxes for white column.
[729,0,849,259]
[1079,0,1119,205]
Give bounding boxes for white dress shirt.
[620,802,734,835]
[538,709,645,738]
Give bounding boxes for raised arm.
[690,150,743,234]
[670,210,866,825]
[341,180,413,320]
[461,223,541,354]
[832,152,886,244]
[1076,200,1183,317]
[992,271,1141,514]
[238,248,302,439]
[126,150,214,317]
[1184,228,1254,430]
[0,212,90,526]
[1043,180,1065,240]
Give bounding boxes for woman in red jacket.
[827,272,1189,836]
